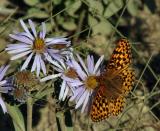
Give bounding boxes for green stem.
[73,10,85,43]
[27,97,33,131]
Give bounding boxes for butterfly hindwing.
[91,87,112,122]
[119,68,135,95]
[90,86,126,122]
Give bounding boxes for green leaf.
[61,21,77,31]
[27,8,49,18]
[52,0,62,5]
[127,0,139,16]
[87,0,104,15]
[24,0,39,6]
[66,1,82,17]
[92,20,112,35]
[103,0,109,5]
[104,0,123,18]
[88,14,98,26]
[67,127,73,131]
[6,104,25,131]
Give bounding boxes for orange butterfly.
[90,38,135,122]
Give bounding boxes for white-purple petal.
[7,47,31,54]
[39,56,46,75]
[72,60,86,81]
[0,65,9,81]
[31,53,38,72]
[44,54,63,70]
[10,50,31,60]
[6,44,30,50]
[59,80,66,100]
[9,34,33,45]
[46,38,69,46]
[69,81,83,87]
[76,54,88,75]
[81,91,90,113]
[0,96,7,113]
[62,76,79,83]
[42,22,46,39]
[20,19,34,40]
[0,86,11,93]
[21,52,34,70]
[62,85,69,101]
[87,55,94,74]
[70,87,85,101]
[36,54,41,77]
[93,55,104,74]
[0,80,6,86]
[75,90,88,109]
[40,73,61,82]
[28,19,37,37]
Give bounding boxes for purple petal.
[70,87,84,101]
[72,60,87,81]
[0,65,9,81]
[9,34,33,45]
[39,56,46,75]
[59,80,66,100]
[0,97,7,113]
[20,19,34,40]
[93,55,104,74]
[81,91,90,113]
[76,54,88,75]
[21,52,34,70]
[28,19,37,38]
[36,54,41,77]
[6,44,30,50]
[0,80,6,86]
[41,22,46,39]
[10,50,31,60]
[62,76,79,83]
[31,54,38,72]
[87,55,94,74]
[40,73,61,82]
[7,47,31,54]
[75,90,88,109]
[45,38,69,46]
[62,85,69,101]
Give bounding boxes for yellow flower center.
[85,76,98,90]
[65,68,78,79]
[33,38,45,53]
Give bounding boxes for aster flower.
[6,19,71,77]
[40,59,78,101]
[62,54,104,113]
[0,65,11,113]
[8,71,42,103]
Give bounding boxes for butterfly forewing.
[90,38,135,122]
[105,38,132,76]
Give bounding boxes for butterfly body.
[90,38,135,122]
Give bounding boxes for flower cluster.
[0,19,104,114]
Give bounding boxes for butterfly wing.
[90,38,135,122]
[91,86,113,122]
[105,38,132,77]
[90,86,126,122]
[90,68,135,122]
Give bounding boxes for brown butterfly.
[90,38,135,122]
